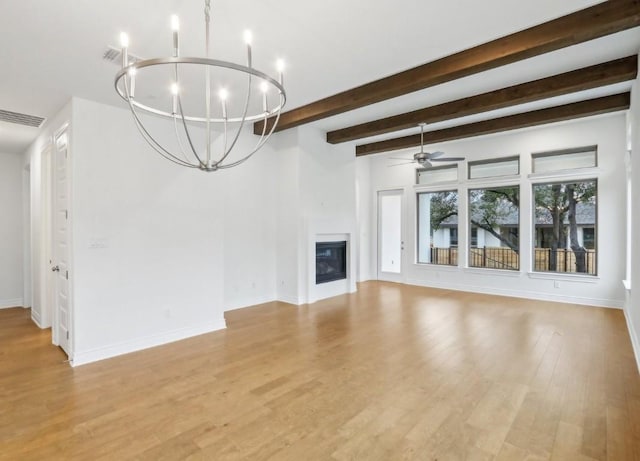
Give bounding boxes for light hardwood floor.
[1,282,639,460]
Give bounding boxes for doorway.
[377,189,404,282]
[50,127,72,357]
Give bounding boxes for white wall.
[356,156,372,281]
[272,125,358,304]
[69,97,229,365]
[221,130,278,311]
[0,152,23,308]
[626,53,640,372]
[273,129,302,304]
[19,93,360,365]
[362,113,627,308]
[298,126,357,304]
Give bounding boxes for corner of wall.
[624,53,640,373]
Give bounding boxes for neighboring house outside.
[422,202,596,272]
[431,202,595,250]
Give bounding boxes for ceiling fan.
[389,123,465,167]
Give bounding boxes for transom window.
[468,156,519,179]
[532,146,597,173]
[416,165,458,185]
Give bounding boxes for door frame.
[376,188,406,283]
[42,143,53,329]
[51,123,73,359]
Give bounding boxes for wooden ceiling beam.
[327,56,637,144]
[255,0,640,135]
[355,93,631,157]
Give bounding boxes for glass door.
[377,189,404,282]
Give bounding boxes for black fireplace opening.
[316,241,347,284]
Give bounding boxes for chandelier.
[114,0,286,172]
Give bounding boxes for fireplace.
[316,241,347,284]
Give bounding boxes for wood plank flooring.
[1,281,639,460]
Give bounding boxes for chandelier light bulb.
[171,15,180,31]
[218,88,229,101]
[260,81,269,112]
[120,32,129,48]
[170,83,179,114]
[276,59,285,73]
[243,30,253,45]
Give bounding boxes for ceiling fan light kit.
[114,0,287,172]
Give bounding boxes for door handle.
[52,266,60,272]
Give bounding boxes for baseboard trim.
[277,294,304,306]
[70,319,227,367]
[0,298,23,309]
[224,294,277,312]
[404,278,623,309]
[31,309,43,328]
[624,308,640,374]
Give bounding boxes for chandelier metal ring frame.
[114,58,286,123]
[114,0,287,172]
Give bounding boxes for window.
[417,191,458,266]
[532,146,597,173]
[468,186,520,270]
[450,228,458,247]
[416,165,458,185]
[468,156,519,179]
[582,228,595,250]
[532,180,597,275]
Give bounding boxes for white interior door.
[52,129,71,357]
[377,189,404,282]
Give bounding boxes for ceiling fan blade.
[387,161,417,167]
[388,157,414,161]
[427,151,445,159]
[430,157,466,162]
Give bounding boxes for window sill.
[623,279,632,291]
[463,267,522,277]
[413,263,459,271]
[527,272,599,283]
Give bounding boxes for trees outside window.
[417,191,458,266]
[532,180,597,275]
[468,186,520,270]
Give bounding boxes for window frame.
[530,178,598,277]
[467,184,521,271]
[415,164,458,186]
[416,189,460,267]
[468,155,520,180]
[531,145,598,174]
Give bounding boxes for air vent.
[102,46,142,66]
[0,109,45,128]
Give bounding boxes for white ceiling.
[1,0,638,154]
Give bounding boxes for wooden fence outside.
[428,247,596,274]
